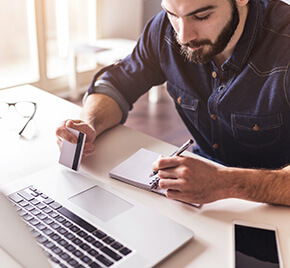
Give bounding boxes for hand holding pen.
[149,139,194,189]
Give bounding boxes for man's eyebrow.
[162,5,217,17]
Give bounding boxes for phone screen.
[234,224,280,268]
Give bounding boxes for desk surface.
[1,85,290,268]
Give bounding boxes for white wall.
[101,0,143,40]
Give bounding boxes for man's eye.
[194,14,211,21]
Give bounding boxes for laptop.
[0,165,193,268]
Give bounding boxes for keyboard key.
[40,193,48,199]
[60,252,70,261]
[50,223,61,230]
[77,230,87,238]
[72,238,82,246]
[19,200,29,207]
[43,198,54,205]
[36,223,46,231]
[58,207,96,232]
[67,258,79,267]
[85,235,95,243]
[88,249,99,257]
[63,221,73,228]
[52,246,63,255]
[96,254,113,267]
[73,250,84,258]
[18,190,34,201]
[65,233,76,240]
[51,233,61,241]
[56,216,66,223]
[57,227,68,235]
[43,228,54,236]
[111,242,123,250]
[92,241,103,248]
[89,263,102,268]
[43,207,52,214]
[30,218,40,226]
[101,246,122,261]
[36,235,47,244]
[29,186,37,192]
[81,256,92,264]
[93,230,106,239]
[9,193,23,203]
[18,209,28,217]
[44,218,54,225]
[65,244,76,252]
[120,247,132,256]
[80,243,91,252]
[22,214,34,221]
[36,203,46,210]
[71,226,80,233]
[31,199,40,205]
[103,236,114,245]
[37,213,47,220]
[58,239,69,247]
[25,204,35,211]
[49,211,59,218]
[49,201,62,210]
[44,241,55,249]
[31,209,41,216]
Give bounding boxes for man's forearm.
[224,165,290,206]
[81,93,123,137]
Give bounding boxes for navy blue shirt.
[88,0,290,169]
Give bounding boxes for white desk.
[1,85,290,268]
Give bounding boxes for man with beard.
[56,0,290,206]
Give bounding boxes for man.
[56,0,290,206]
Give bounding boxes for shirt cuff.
[82,80,130,124]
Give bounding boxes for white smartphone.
[232,220,283,268]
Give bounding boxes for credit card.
[59,127,86,171]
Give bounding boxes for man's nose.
[178,19,198,45]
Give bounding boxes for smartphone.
[232,220,283,268]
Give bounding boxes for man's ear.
[235,0,249,7]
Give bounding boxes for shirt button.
[212,71,218,78]
[177,96,182,104]
[211,114,217,120]
[253,124,260,131]
[213,143,219,150]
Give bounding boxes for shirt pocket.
[167,81,199,128]
[231,113,282,148]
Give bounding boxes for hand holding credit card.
[59,127,86,171]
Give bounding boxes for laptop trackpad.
[69,186,133,222]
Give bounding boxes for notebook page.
[109,148,160,190]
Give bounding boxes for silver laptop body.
[0,165,193,268]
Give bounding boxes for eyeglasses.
[0,101,37,135]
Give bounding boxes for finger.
[83,143,95,155]
[153,156,181,171]
[56,137,62,151]
[56,126,78,144]
[158,178,182,191]
[165,189,180,198]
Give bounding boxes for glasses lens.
[0,102,9,118]
[15,102,35,117]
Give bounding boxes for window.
[0,0,98,92]
[0,0,38,89]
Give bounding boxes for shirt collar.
[224,0,262,71]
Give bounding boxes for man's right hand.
[56,119,97,157]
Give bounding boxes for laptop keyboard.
[8,186,132,268]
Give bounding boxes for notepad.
[109,148,200,208]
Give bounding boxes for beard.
[176,3,240,64]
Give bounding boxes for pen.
[149,139,194,179]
